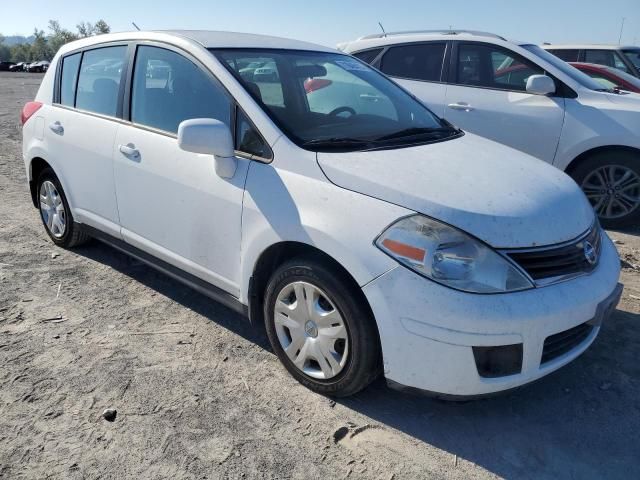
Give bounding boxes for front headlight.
[375,215,534,293]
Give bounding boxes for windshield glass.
[522,45,605,90]
[622,49,640,70]
[602,65,640,89]
[212,49,459,151]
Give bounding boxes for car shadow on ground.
[75,240,640,479]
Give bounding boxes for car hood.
[317,133,594,248]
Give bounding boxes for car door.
[443,42,565,163]
[113,44,250,296]
[45,45,128,237]
[376,42,449,117]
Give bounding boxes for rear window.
[380,44,446,82]
[75,46,126,117]
[59,53,81,106]
[352,48,383,65]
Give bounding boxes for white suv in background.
[542,44,640,78]
[341,30,640,228]
[22,31,621,398]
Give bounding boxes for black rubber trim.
[80,224,248,316]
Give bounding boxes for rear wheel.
[37,168,90,248]
[263,257,381,397]
[570,151,640,229]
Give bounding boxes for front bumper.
[362,233,622,396]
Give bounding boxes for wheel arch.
[28,157,54,208]
[247,241,379,338]
[564,145,640,176]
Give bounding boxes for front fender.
[239,161,410,303]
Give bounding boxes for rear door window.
[130,46,231,134]
[60,53,81,106]
[380,43,446,81]
[75,46,126,117]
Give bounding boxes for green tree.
[10,43,32,62]
[48,20,77,57]
[30,28,50,60]
[76,21,94,38]
[94,20,110,35]
[0,34,11,61]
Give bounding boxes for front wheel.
[571,151,640,229]
[263,257,381,397]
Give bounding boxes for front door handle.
[119,143,140,160]
[49,121,64,135]
[447,102,475,112]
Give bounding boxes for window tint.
[457,44,543,91]
[547,49,580,62]
[584,50,629,73]
[352,48,383,65]
[583,72,619,90]
[380,44,446,81]
[225,55,284,108]
[76,46,126,116]
[131,46,231,134]
[216,49,447,149]
[235,109,269,158]
[60,53,81,106]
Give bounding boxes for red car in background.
[570,62,640,93]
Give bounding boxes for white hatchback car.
[22,31,621,398]
[341,30,640,228]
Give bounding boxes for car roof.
[542,44,638,50]
[339,30,527,52]
[56,30,337,56]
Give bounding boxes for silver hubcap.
[39,180,66,238]
[581,165,640,220]
[274,281,349,380]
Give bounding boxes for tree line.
[0,20,111,63]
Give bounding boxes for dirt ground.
[1,71,639,479]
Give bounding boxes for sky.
[1,0,639,47]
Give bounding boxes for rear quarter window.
[59,53,81,106]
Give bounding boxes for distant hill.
[2,35,35,46]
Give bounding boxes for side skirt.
[80,224,249,317]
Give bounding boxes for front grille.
[541,322,594,364]
[506,226,601,282]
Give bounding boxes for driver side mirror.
[526,75,556,95]
[177,118,237,178]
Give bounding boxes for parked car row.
[340,30,640,228]
[21,30,626,399]
[0,60,50,72]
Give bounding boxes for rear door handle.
[49,121,64,135]
[119,143,140,160]
[447,102,475,112]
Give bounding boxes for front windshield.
[213,49,459,151]
[622,49,640,70]
[522,45,605,91]
[602,65,640,89]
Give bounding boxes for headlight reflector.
[376,215,534,293]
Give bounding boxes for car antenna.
[132,22,141,31]
[378,22,387,37]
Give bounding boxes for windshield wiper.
[374,127,457,142]
[301,137,373,149]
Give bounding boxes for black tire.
[36,168,90,248]
[570,150,640,229]
[263,256,381,397]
